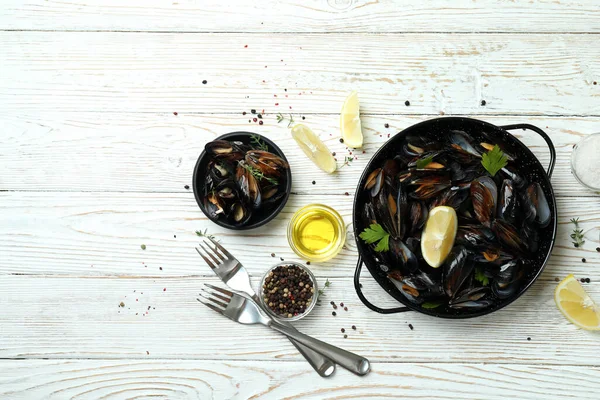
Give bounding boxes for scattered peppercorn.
[405,100,410,106]
[251,109,256,114]
[159,267,163,270]
[339,138,344,143]
[253,118,257,122]
[332,152,336,156]
[262,264,315,317]
[408,324,414,330]
[574,243,579,248]
[586,278,591,283]
[332,311,337,316]
[555,277,559,282]
[384,123,389,128]
[527,337,531,341]
[174,235,176,238]
[242,111,247,115]
[119,302,125,307]
[344,192,349,196]
[202,80,207,84]
[257,114,262,119]
[184,185,189,190]
[481,100,487,106]
[312,180,316,185]
[302,116,306,120]
[341,328,345,333]
[596,247,600,252]
[173,112,178,116]
[271,253,275,257]
[581,278,586,283]
[352,325,356,330]
[306,261,311,265]
[344,306,348,311]
[259,120,263,125]
[343,334,348,339]
[340,302,344,307]
[582,258,587,263]
[330,301,334,305]
[280,257,284,261]
[141,244,146,250]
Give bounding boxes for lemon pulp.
[421,206,458,268]
[555,274,600,330]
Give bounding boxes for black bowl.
[192,132,292,230]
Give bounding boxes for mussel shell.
[205,139,233,155]
[365,168,385,197]
[529,183,551,228]
[521,222,540,253]
[236,163,262,209]
[205,192,225,218]
[449,286,491,309]
[229,202,251,225]
[470,176,498,227]
[409,201,428,235]
[471,246,514,265]
[497,179,520,225]
[448,130,482,159]
[387,238,419,274]
[443,246,474,298]
[215,179,237,200]
[492,262,524,300]
[500,166,526,189]
[245,150,289,178]
[455,224,496,247]
[389,270,444,305]
[492,219,528,254]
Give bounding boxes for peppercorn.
[262,264,314,317]
[352,325,356,330]
[405,100,410,106]
[596,247,600,252]
[582,258,587,263]
[343,334,348,338]
[339,138,344,143]
[341,328,345,333]
[481,100,486,106]
[332,311,337,316]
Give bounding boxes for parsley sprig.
[481,145,508,177]
[359,223,390,252]
[570,217,585,248]
[474,267,490,286]
[416,156,433,169]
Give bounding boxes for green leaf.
[474,267,490,286]
[421,301,444,309]
[481,145,508,177]
[416,156,433,169]
[359,223,390,252]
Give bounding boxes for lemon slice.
[340,91,363,148]
[421,206,458,268]
[555,274,600,330]
[290,123,337,173]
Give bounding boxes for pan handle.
[354,256,412,314]
[500,124,556,178]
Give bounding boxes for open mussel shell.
[470,176,497,227]
[492,219,528,254]
[229,202,251,225]
[215,179,237,200]
[236,163,262,209]
[364,168,384,197]
[245,150,289,178]
[449,287,492,310]
[456,224,496,247]
[388,270,444,305]
[409,201,428,235]
[471,246,514,265]
[205,139,233,155]
[205,192,225,218]
[491,261,524,299]
[448,130,482,159]
[524,182,551,228]
[443,246,474,298]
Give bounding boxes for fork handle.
[268,320,370,376]
[250,294,336,377]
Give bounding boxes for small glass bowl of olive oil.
[287,204,346,262]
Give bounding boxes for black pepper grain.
[384,123,389,128]
[259,120,263,125]
[596,247,600,252]
[405,100,410,106]
[330,301,334,306]
[582,258,587,263]
[257,114,262,119]
[251,109,256,114]
[339,138,344,143]
[343,334,348,338]
[586,278,591,283]
[527,337,531,341]
[271,253,275,257]
[408,324,414,330]
[202,80,207,84]
[344,192,349,196]
[481,100,486,106]
[341,328,345,333]
[312,180,316,185]
[344,307,348,311]
[555,277,559,282]
[352,325,356,330]
[184,185,190,190]
[581,278,586,283]
[340,302,344,307]
[332,311,337,316]
[302,116,305,120]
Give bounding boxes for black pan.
[352,117,557,318]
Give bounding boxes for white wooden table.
[1,1,600,398]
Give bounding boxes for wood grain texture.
[2,0,600,33]
[0,273,599,364]
[1,112,596,197]
[1,192,599,277]
[1,360,599,400]
[2,32,600,115]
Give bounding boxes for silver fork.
[195,237,336,377]
[198,284,370,376]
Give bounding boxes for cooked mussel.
[497,179,520,225]
[409,201,428,235]
[470,176,498,227]
[448,130,482,159]
[365,168,385,197]
[491,260,523,299]
[456,224,496,247]
[389,269,444,304]
[492,219,528,254]
[205,192,225,218]
[449,287,492,310]
[524,183,551,228]
[229,202,251,225]
[236,162,262,209]
[443,246,474,298]
[205,139,233,155]
[215,180,237,200]
[245,150,289,177]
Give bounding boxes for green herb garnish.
[196,228,217,241]
[316,279,331,305]
[474,267,490,286]
[422,301,444,309]
[240,162,278,185]
[359,223,390,252]
[416,156,433,169]
[276,112,295,128]
[250,134,269,152]
[570,217,585,248]
[338,156,354,169]
[481,144,508,177]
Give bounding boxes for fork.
[195,237,336,377]
[198,283,371,376]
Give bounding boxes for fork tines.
[197,283,233,313]
[195,237,232,269]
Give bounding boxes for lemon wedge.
[340,91,363,148]
[421,206,458,268]
[290,124,337,173]
[555,274,600,330]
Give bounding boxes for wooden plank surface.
[1,360,598,400]
[1,192,599,277]
[1,112,596,197]
[0,273,598,364]
[2,32,600,115]
[2,0,600,33]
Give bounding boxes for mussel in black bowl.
[195,134,291,229]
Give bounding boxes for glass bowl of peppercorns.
[259,262,318,321]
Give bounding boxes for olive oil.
[288,204,345,262]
